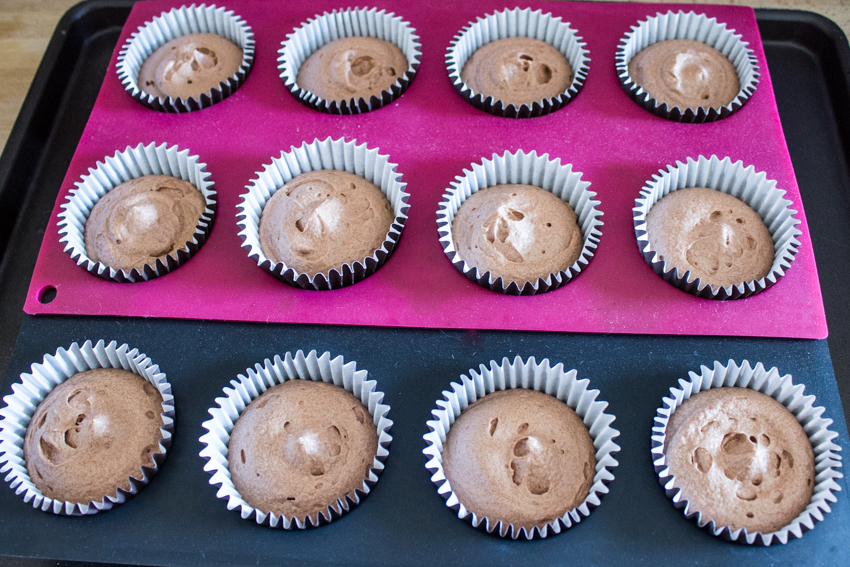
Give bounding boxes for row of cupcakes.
[117,4,758,122]
[0,342,842,545]
[59,139,802,300]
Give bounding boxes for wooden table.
[1,0,849,156]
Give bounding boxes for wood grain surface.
[0,0,79,156]
[0,0,848,156]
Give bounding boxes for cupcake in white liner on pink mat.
[117,3,255,112]
[616,11,759,123]
[58,142,216,283]
[237,137,409,290]
[447,7,589,118]
[438,149,603,295]
[279,7,421,115]
[634,155,801,300]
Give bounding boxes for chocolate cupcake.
[296,37,408,104]
[451,184,583,286]
[442,389,596,531]
[633,155,801,300]
[199,350,392,529]
[645,187,774,290]
[228,380,378,523]
[665,388,814,534]
[117,4,254,112]
[83,175,206,274]
[0,340,174,515]
[279,7,421,115]
[461,38,574,108]
[24,368,165,505]
[58,142,216,283]
[616,11,759,123]
[652,360,843,544]
[447,7,589,118]
[423,356,620,539]
[629,40,739,111]
[258,170,394,278]
[238,137,409,290]
[437,149,603,295]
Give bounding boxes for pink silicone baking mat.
[24,0,828,339]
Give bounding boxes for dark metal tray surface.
[1,3,850,566]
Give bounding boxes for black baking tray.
[1,3,850,566]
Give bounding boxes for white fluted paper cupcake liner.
[423,355,620,539]
[0,340,174,516]
[447,7,589,118]
[199,350,392,529]
[616,11,759,123]
[237,137,410,290]
[437,149,603,295]
[633,155,801,299]
[652,360,843,545]
[117,3,254,112]
[278,7,421,115]
[58,142,216,283]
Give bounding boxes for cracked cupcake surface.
[628,39,739,111]
[452,184,582,284]
[258,170,393,276]
[646,187,773,288]
[23,368,164,504]
[296,36,407,103]
[460,37,573,107]
[227,380,378,521]
[138,33,243,101]
[441,389,596,529]
[84,174,206,273]
[664,387,815,533]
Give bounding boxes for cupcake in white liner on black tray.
[278,7,421,115]
[616,11,759,123]
[117,4,254,113]
[652,360,843,545]
[437,149,603,295]
[0,340,174,516]
[237,137,410,290]
[447,7,589,118]
[199,350,392,529]
[633,155,801,300]
[58,142,216,283]
[423,355,620,539]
